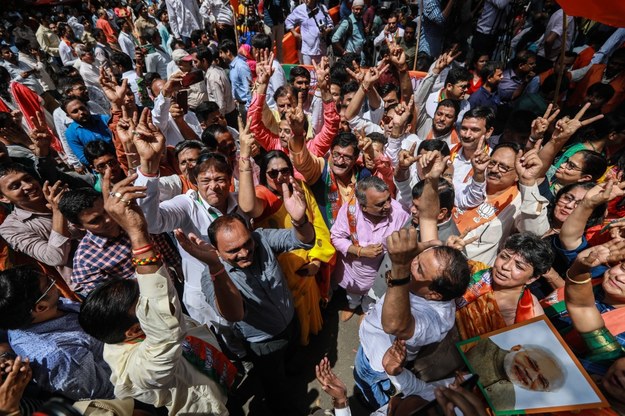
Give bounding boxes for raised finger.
[580,113,604,126]
[102,166,112,203]
[573,102,591,121]
[542,103,553,120]
[547,107,560,123]
[121,104,128,120]
[138,107,149,127]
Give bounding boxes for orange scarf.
[453,186,519,234]
[426,128,459,145]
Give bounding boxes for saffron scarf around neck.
[453,186,519,234]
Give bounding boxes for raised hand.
[391,96,414,132]
[282,177,307,224]
[382,339,407,376]
[386,37,407,70]
[574,239,625,270]
[116,105,139,152]
[238,118,255,159]
[420,150,450,180]
[174,229,222,269]
[552,102,604,143]
[133,108,166,174]
[397,142,418,171]
[446,229,479,251]
[470,136,490,179]
[315,357,348,405]
[345,65,365,84]
[312,57,331,92]
[99,66,129,107]
[581,180,625,209]
[28,111,52,157]
[530,103,560,141]
[0,356,32,415]
[433,46,461,75]
[43,180,68,212]
[255,49,275,85]
[101,168,147,235]
[286,91,306,137]
[515,144,544,186]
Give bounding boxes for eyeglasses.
[455,83,469,90]
[487,160,514,173]
[266,168,291,179]
[332,151,355,162]
[94,158,119,171]
[34,276,56,306]
[562,159,582,172]
[558,193,583,208]
[72,85,87,92]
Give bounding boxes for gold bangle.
[565,269,592,285]
[357,247,362,257]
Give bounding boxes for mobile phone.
[409,374,480,416]
[175,90,188,115]
[180,70,204,88]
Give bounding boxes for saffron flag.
[556,0,625,28]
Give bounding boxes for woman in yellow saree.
[239,144,335,345]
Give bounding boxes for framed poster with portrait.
[456,316,609,415]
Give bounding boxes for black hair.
[110,51,133,72]
[0,266,44,329]
[586,82,615,102]
[57,76,85,97]
[251,33,272,50]
[436,99,460,118]
[428,246,471,301]
[549,182,604,227]
[502,232,554,277]
[0,111,16,129]
[404,20,417,31]
[60,97,84,113]
[193,151,233,178]
[578,112,625,144]
[273,85,294,104]
[58,187,102,225]
[577,150,608,181]
[378,83,400,99]
[512,50,537,68]
[492,141,522,155]
[411,178,455,213]
[190,29,205,46]
[219,39,237,56]
[462,106,496,130]
[445,66,472,86]
[143,72,162,91]
[479,61,504,83]
[201,124,230,149]
[368,132,387,146]
[417,139,451,156]
[174,140,205,158]
[79,278,140,344]
[207,213,249,248]
[194,101,221,121]
[0,162,30,180]
[84,140,116,166]
[541,73,569,94]
[340,81,360,99]
[331,132,360,157]
[13,38,30,52]
[289,66,311,83]
[259,150,294,187]
[144,27,159,43]
[195,46,213,63]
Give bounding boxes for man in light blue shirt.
[331,0,366,61]
[219,39,252,117]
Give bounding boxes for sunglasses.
[266,168,291,179]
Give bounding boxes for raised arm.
[565,240,625,333]
[237,121,266,218]
[249,51,281,152]
[418,150,449,242]
[287,93,325,184]
[560,181,625,250]
[345,62,388,122]
[537,103,603,179]
[307,57,341,156]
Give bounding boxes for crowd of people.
[0,0,624,415]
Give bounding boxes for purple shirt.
[331,199,410,295]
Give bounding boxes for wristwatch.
[385,270,411,287]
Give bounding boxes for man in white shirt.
[195,47,238,127]
[166,0,202,43]
[201,0,236,42]
[143,28,171,79]
[117,19,137,65]
[356,227,471,409]
[76,45,103,90]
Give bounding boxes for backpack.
[328,17,353,55]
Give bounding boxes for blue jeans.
[353,345,392,409]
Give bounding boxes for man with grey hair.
[331,176,410,321]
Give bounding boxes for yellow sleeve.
[303,183,336,264]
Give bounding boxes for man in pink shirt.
[331,176,411,321]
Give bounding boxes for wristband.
[132,244,154,255]
[291,216,309,228]
[131,253,162,266]
[565,269,592,284]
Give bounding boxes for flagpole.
[553,11,568,105]
[413,0,423,71]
